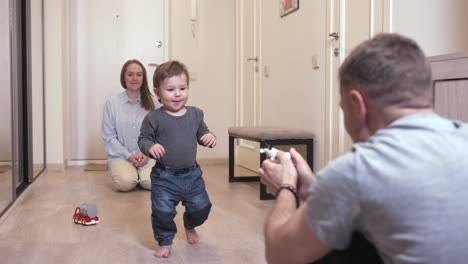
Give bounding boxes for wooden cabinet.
[428,52,468,122]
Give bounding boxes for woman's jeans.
[150,164,212,246]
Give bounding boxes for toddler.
[138,60,216,258]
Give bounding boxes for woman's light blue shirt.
[102,91,156,168]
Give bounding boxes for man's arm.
[259,151,330,263]
[265,198,331,263]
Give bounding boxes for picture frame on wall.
[279,0,299,17]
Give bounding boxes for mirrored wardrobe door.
[27,0,46,181]
[0,0,14,214]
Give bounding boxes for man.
[258,33,468,264]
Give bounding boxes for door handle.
[329,32,340,40]
[246,56,258,62]
[156,40,162,48]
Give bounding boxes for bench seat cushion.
[228,126,314,141]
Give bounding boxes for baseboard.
[60,159,226,168]
[67,160,107,166]
[47,163,66,171]
[197,158,228,166]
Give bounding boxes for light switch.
[264,65,270,77]
[312,55,319,69]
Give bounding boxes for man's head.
[339,33,433,142]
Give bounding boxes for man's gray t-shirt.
[138,106,211,168]
[307,114,468,263]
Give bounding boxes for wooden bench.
[228,126,314,200]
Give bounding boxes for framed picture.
[279,0,299,17]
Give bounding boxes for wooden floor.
[0,162,273,264]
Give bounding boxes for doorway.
[235,0,262,172]
[325,0,388,163]
[67,0,168,163]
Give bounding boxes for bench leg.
[229,135,260,182]
[229,136,235,182]
[260,183,275,200]
[306,140,314,171]
[260,141,275,200]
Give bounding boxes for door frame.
[235,0,262,127]
[234,0,262,170]
[325,0,391,164]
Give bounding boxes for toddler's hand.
[201,133,217,148]
[149,144,165,159]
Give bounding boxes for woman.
[102,59,157,191]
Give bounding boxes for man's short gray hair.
[339,33,433,109]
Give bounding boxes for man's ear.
[349,89,367,121]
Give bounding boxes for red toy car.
[73,203,99,225]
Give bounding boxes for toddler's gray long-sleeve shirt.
[138,106,211,168]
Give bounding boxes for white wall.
[169,1,236,160]
[44,0,66,167]
[260,1,327,169]
[31,0,45,166]
[392,0,468,56]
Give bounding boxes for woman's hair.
[339,33,433,109]
[152,60,190,90]
[120,59,155,111]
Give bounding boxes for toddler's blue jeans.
[150,163,212,246]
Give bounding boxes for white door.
[325,0,387,163]
[235,0,261,172]
[68,0,167,161]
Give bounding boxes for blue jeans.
[150,164,212,246]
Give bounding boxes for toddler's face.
[156,74,189,115]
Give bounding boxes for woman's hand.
[135,154,148,167]
[128,154,140,167]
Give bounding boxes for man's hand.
[258,150,298,195]
[148,144,165,159]
[289,148,316,201]
[201,133,217,148]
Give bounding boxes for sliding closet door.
[26,0,46,181]
[0,0,46,217]
[0,0,14,215]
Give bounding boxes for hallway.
[0,162,272,264]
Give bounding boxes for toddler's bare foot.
[185,227,200,244]
[154,245,172,258]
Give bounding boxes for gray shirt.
[138,106,211,168]
[307,114,468,264]
[102,91,156,168]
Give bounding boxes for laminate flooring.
[0,162,274,264]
